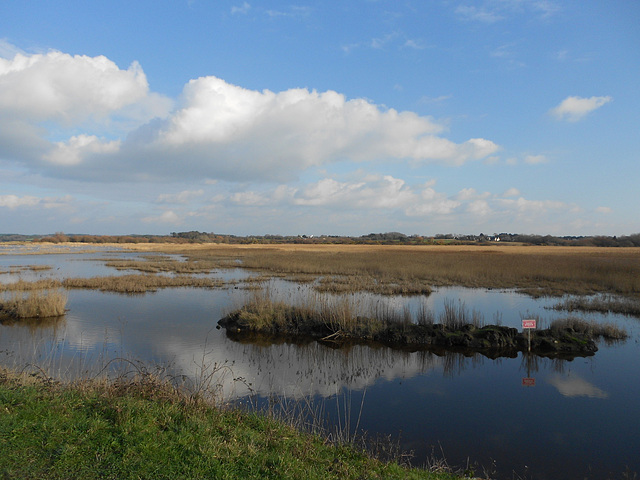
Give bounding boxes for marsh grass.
[1,275,225,295]
[122,244,640,298]
[549,317,628,341]
[63,274,225,293]
[105,255,234,274]
[226,292,489,340]
[0,288,67,320]
[552,295,640,317]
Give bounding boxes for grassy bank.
[0,368,462,480]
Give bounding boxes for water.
[1,247,639,479]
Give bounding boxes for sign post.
[522,319,536,353]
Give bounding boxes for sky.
[1,1,638,237]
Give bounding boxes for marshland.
[1,242,640,479]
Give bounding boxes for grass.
[0,367,463,480]
[552,295,640,317]
[0,288,67,320]
[0,275,225,295]
[63,274,225,293]
[113,243,640,298]
[549,317,629,341]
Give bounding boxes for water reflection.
[548,374,609,398]
[1,247,639,479]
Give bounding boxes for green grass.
[0,369,462,480]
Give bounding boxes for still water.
[1,247,639,479]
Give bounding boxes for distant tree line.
[1,231,639,247]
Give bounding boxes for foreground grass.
[0,369,461,480]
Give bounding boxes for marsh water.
[1,246,639,479]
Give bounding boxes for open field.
[108,243,640,298]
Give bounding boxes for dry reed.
[0,289,67,319]
[119,243,640,298]
[63,274,224,293]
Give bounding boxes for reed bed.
[549,317,628,341]
[0,288,67,320]
[62,274,224,293]
[0,278,62,291]
[227,291,489,339]
[124,244,640,298]
[552,295,640,317]
[104,255,234,274]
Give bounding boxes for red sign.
[522,319,537,329]
[522,378,536,387]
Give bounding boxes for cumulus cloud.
[1,47,501,186]
[0,46,500,184]
[114,76,499,182]
[0,51,153,123]
[550,95,612,122]
[43,135,121,166]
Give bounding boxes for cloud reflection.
[547,374,608,399]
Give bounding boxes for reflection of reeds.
[0,288,67,319]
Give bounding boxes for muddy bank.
[218,312,606,359]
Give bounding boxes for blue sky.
[1,1,638,236]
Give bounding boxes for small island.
[218,301,627,359]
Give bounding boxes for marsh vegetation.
[0,287,67,320]
[219,292,626,357]
[116,243,640,298]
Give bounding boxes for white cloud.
[231,2,250,14]
[498,196,567,215]
[550,95,612,122]
[142,210,181,224]
[0,51,155,123]
[123,76,499,182]
[524,154,548,164]
[43,135,121,166]
[0,194,40,208]
[0,47,500,184]
[502,187,520,197]
[596,206,612,214]
[0,194,74,210]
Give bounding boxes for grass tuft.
[0,288,67,320]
